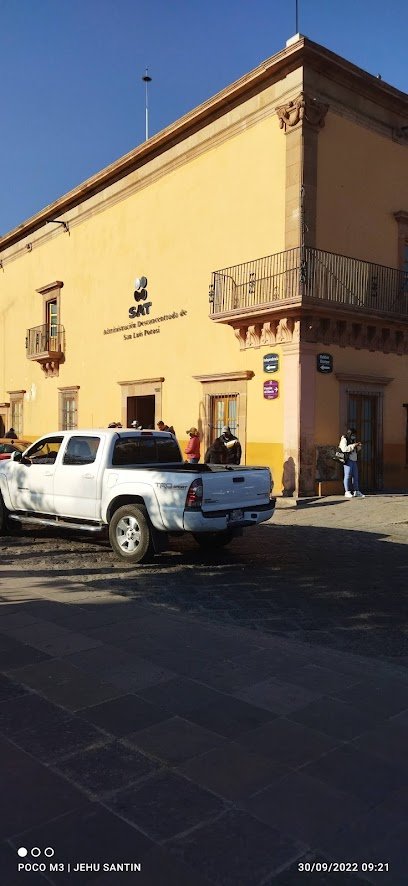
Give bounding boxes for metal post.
[142,68,152,140]
[295,0,299,33]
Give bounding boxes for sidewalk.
[1,572,408,885]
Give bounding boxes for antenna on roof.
[142,68,152,141]
[295,0,299,32]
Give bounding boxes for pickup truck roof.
[33,429,174,438]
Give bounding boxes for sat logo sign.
[129,276,152,318]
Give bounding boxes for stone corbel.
[276,93,329,133]
[260,320,278,345]
[246,324,262,349]
[234,327,247,350]
[276,316,297,343]
[381,328,391,353]
[41,360,60,378]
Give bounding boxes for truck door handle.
[233,477,244,483]
[84,473,94,479]
[44,471,54,476]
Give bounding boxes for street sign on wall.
[263,353,279,373]
[317,353,333,373]
[263,380,279,399]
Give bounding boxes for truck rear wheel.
[108,504,152,563]
[193,530,235,549]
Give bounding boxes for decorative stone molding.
[193,370,254,382]
[233,316,301,350]
[118,377,165,386]
[276,93,329,132]
[335,372,393,386]
[232,312,408,353]
[303,316,408,354]
[40,359,61,378]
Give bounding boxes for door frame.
[336,372,393,491]
[118,377,164,429]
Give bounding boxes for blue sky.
[1,0,407,235]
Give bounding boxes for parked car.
[0,438,31,461]
[0,429,275,563]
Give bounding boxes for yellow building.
[1,35,407,495]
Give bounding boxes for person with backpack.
[204,436,228,465]
[338,427,365,498]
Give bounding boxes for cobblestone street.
[2,494,408,663]
[1,494,408,885]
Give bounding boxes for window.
[112,435,181,466]
[47,299,59,345]
[27,437,63,465]
[63,436,100,466]
[209,394,238,442]
[7,390,25,438]
[58,386,79,430]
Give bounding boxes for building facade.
[0,35,407,495]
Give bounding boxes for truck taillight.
[268,469,274,497]
[185,478,203,509]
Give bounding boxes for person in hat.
[184,427,201,464]
[219,425,242,465]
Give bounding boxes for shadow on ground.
[1,520,408,663]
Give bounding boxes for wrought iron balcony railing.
[209,247,408,320]
[26,324,65,359]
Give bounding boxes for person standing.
[157,420,176,435]
[219,425,242,465]
[4,427,17,439]
[184,427,201,463]
[204,436,227,464]
[339,427,365,498]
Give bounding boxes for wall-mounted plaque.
[263,380,279,400]
[317,353,333,373]
[263,353,279,373]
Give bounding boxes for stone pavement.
[0,495,408,885]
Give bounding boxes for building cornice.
[1,36,407,254]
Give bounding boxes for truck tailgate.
[201,468,270,512]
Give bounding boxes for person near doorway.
[157,420,175,435]
[204,436,227,464]
[219,425,242,465]
[339,427,365,498]
[4,427,17,439]
[184,427,200,463]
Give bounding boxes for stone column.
[276,92,328,495]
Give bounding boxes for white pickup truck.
[0,429,275,563]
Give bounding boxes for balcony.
[209,247,408,323]
[26,324,65,377]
